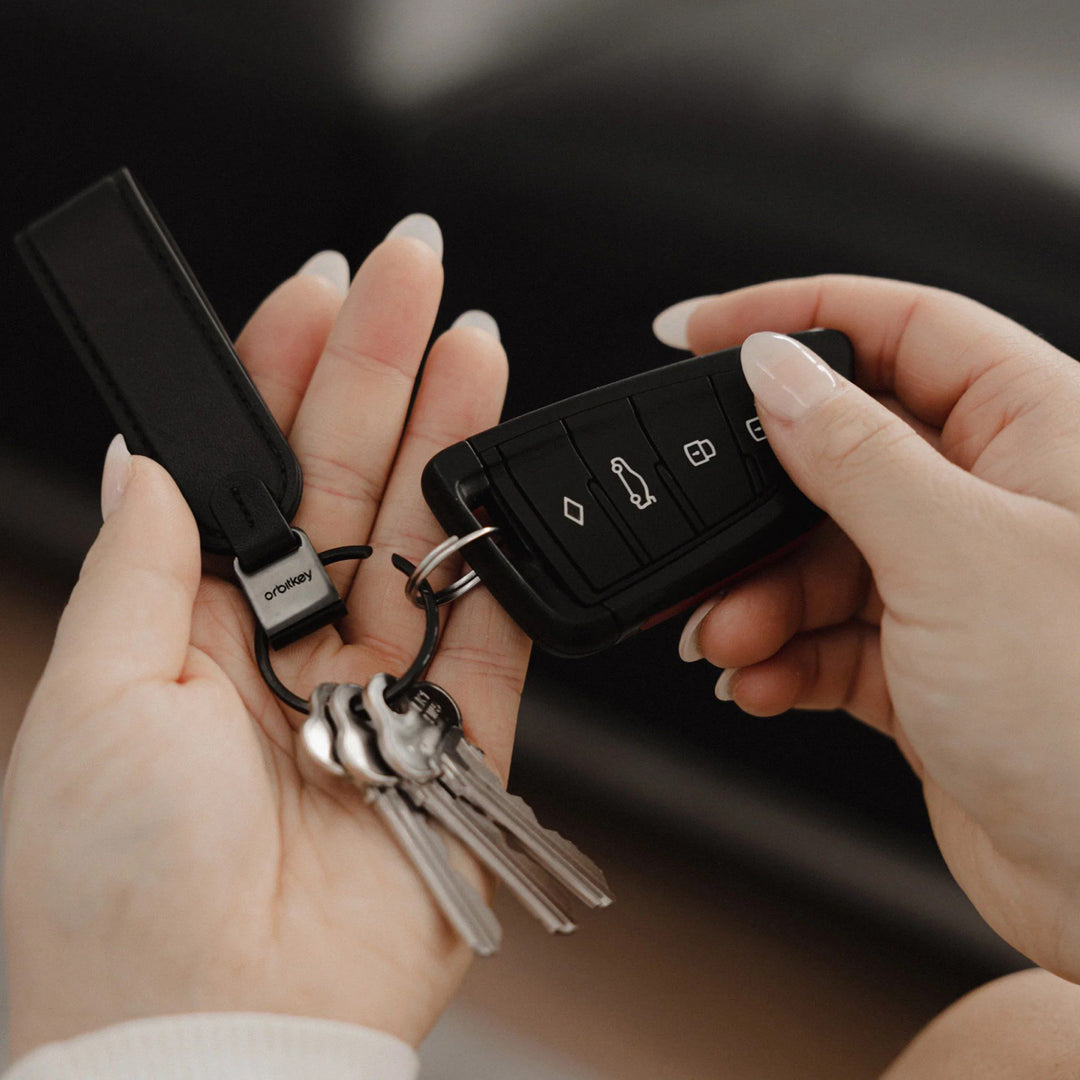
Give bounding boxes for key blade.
[374,788,502,957]
[443,738,613,908]
[407,780,578,935]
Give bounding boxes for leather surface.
[210,472,300,574]
[16,168,302,559]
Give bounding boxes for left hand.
[665,275,1080,983]
[2,219,531,1059]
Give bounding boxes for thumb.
[46,434,203,705]
[740,332,984,590]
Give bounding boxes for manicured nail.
[451,309,500,342]
[101,433,132,521]
[715,668,738,701]
[740,332,845,420]
[386,213,443,262]
[652,296,714,350]
[298,250,350,297]
[678,598,719,663]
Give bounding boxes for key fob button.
[565,400,695,559]
[632,378,754,526]
[501,423,640,591]
[711,371,785,490]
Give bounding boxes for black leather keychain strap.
[15,168,301,566]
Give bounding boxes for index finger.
[682,274,1071,428]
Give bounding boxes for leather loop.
[15,167,303,558]
[210,473,299,573]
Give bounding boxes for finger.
[719,622,922,775]
[346,314,508,653]
[427,587,531,785]
[875,392,942,450]
[289,217,444,589]
[235,253,347,435]
[683,522,875,669]
[43,438,201,710]
[658,275,1074,429]
[677,387,936,668]
[724,621,889,727]
[738,332,994,601]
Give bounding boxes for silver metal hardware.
[404,526,500,607]
[235,529,343,648]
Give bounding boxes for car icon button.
[566,400,694,559]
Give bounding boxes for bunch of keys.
[301,673,613,955]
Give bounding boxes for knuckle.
[301,449,384,508]
[322,339,413,384]
[813,405,914,480]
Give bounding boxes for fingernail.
[101,433,132,521]
[298,249,350,297]
[715,668,739,701]
[740,332,845,420]
[451,309,500,342]
[652,296,714,350]
[678,598,719,663]
[385,213,443,262]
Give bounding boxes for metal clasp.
[234,528,346,649]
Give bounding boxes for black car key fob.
[422,328,853,657]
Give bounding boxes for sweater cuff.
[2,1013,419,1080]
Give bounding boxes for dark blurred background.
[5,1,1080,1074]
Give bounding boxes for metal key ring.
[405,525,500,607]
[255,547,440,714]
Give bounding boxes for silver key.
[300,682,346,777]
[403,773,578,934]
[441,732,613,909]
[363,673,612,924]
[326,684,501,956]
[326,684,397,787]
[362,677,448,783]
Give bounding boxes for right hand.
[664,276,1080,981]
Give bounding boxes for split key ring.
[404,525,500,607]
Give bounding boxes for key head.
[300,683,346,777]
[327,683,398,788]
[407,682,463,732]
[421,328,854,656]
[363,673,453,784]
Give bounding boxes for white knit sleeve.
[1,1013,419,1080]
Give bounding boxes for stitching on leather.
[229,483,256,529]
[115,179,290,497]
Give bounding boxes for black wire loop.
[254,545,440,715]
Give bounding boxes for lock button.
[632,378,753,526]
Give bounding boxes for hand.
[2,221,530,1058]
[660,276,1080,981]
